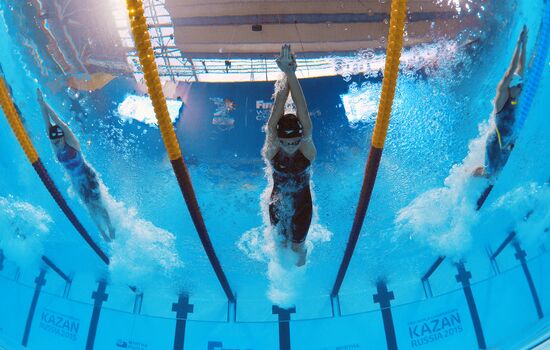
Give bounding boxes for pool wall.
[0,244,548,349]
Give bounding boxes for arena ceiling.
[20,0,485,82]
[164,0,481,57]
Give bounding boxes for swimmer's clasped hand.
[276,44,297,73]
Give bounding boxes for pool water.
[0,0,549,349]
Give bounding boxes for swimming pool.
[0,0,549,349]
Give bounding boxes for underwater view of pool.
[0,0,548,349]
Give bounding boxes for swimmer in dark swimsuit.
[37,89,115,242]
[474,26,528,179]
[177,96,185,120]
[263,44,317,266]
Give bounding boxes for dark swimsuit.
[57,143,100,202]
[269,149,313,244]
[486,94,517,176]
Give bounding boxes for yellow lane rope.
[371,0,408,149]
[126,0,182,161]
[0,77,39,163]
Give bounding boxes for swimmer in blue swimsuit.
[263,44,317,266]
[474,26,528,179]
[38,89,115,242]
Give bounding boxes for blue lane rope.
[517,0,550,131]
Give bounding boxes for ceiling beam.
[165,0,465,18]
[170,11,458,27]
[171,16,477,54]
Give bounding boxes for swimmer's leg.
[98,228,111,243]
[269,196,289,246]
[290,192,312,267]
[79,167,115,241]
[474,133,499,178]
[292,242,307,267]
[485,133,503,179]
[87,200,115,241]
[97,206,116,240]
[473,166,487,177]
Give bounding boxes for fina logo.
[207,341,252,350]
[116,340,128,348]
[116,339,148,349]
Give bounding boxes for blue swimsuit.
[57,144,100,202]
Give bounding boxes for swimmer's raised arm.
[503,27,527,83]
[277,44,312,138]
[37,89,53,130]
[266,76,290,138]
[286,71,311,137]
[263,46,292,159]
[517,27,528,77]
[37,89,81,150]
[495,26,528,109]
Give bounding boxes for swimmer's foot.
[108,227,116,241]
[296,252,307,267]
[100,230,112,243]
[473,166,486,177]
[292,242,307,267]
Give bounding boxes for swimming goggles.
[281,139,301,146]
[49,125,64,140]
